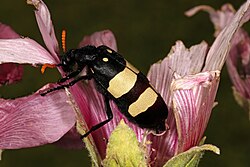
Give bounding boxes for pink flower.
[0,0,76,149]
[186,2,250,119]
[1,0,250,166]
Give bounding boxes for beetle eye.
[102,57,109,62]
[66,57,71,62]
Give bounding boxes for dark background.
[0,0,249,166]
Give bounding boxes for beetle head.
[59,49,76,72]
[59,45,97,72]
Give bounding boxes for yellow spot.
[90,68,94,74]
[108,67,137,98]
[128,87,158,117]
[107,49,112,53]
[126,60,139,74]
[103,57,109,62]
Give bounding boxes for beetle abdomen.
[112,72,168,131]
[93,59,168,132]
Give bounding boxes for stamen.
[41,64,56,74]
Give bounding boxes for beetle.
[41,45,168,138]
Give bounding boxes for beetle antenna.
[40,30,66,74]
[41,64,56,74]
[62,29,67,53]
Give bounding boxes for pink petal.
[148,1,250,165]
[185,4,235,37]
[70,82,110,158]
[0,38,56,65]
[191,3,250,100]
[0,23,23,85]
[171,71,220,153]
[0,63,23,86]
[54,127,84,149]
[0,23,20,39]
[27,0,59,62]
[78,30,118,51]
[227,51,250,98]
[200,0,250,71]
[148,41,208,103]
[187,2,250,113]
[147,41,208,166]
[0,84,75,149]
[225,27,250,98]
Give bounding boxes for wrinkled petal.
[0,38,56,65]
[226,33,250,98]
[54,127,84,149]
[147,41,209,166]
[192,3,250,99]
[0,84,75,149]
[78,30,118,51]
[195,0,250,71]
[0,23,20,39]
[149,0,250,162]
[27,0,59,62]
[0,63,23,86]
[147,2,250,166]
[0,23,23,85]
[185,4,235,37]
[171,71,220,153]
[148,41,208,102]
[187,1,250,117]
[227,65,250,100]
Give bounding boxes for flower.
[0,0,76,149]
[186,2,250,119]
[0,0,250,166]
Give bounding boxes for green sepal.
[103,120,147,167]
[163,143,220,167]
[66,88,102,167]
[76,121,101,167]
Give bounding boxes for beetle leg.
[40,74,92,96]
[58,68,83,84]
[81,96,113,139]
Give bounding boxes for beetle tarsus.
[40,74,92,96]
[81,96,113,139]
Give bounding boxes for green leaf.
[163,144,220,167]
[103,120,147,167]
